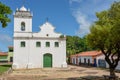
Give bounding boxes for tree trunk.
[110,68,117,80]
[110,68,115,76]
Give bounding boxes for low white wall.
[96,54,105,67]
[78,56,92,64]
[72,57,76,64]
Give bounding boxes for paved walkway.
[1,65,120,80]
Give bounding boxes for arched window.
[21,22,25,31]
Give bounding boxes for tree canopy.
[66,35,94,56]
[87,1,120,78]
[0,2,12,28]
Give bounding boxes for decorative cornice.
[14,37,66,40]
[14,16,32,18]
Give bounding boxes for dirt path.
[1,65,120,80]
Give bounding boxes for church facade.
[13,6,67,69]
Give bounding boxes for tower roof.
[14,6,32,18]
[20,6,27,11]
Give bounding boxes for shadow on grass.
[0,64,12,67]
[0,64,12,75]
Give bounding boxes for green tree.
[0,2,12,28]
[66,35,94,64]
[87,1,120,79]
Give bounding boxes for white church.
[13,6,67,69]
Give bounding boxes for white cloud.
[0,34,12,52]
[69,0,116,37]
[0,34,12,43]
[73,11,91,37]
[69,0,82,4]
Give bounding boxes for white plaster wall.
[14,33,32,37]
[96,54,105,67]
[72,57,76,64]
[13,14,67,69]
[13,39,30,69]
[28,39,42,68]
[13,38,66,69]
[33,22,62,38]
[14,18,32,32]
[29,39,66,68]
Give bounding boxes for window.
[84,58,86,64]
[88,59,90,66]
[9,48,13,52]
[36,42,41,47]
[79,58,81,64]
[46,42,50,47]
[21,22,25,31]
[55,42,59,47]
[21,41,25,47]
[10,57,13,62]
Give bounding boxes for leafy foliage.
[0,2,12,28]
[66,35,94,57]
[87,1,120,77]
[59,35,64,38]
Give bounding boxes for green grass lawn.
[0,64,12,75]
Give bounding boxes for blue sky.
[0,0,116,52]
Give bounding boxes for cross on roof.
[22,0,26,6]
[46,17,49,22]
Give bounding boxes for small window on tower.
[21,41,25,47]
[21,22,25,31]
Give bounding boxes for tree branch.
[111,51,117,65]
[114,50,120,68]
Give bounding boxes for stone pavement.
[1,65,120,80]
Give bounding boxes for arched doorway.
[43,53,52,67]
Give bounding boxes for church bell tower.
[14,6,33,32]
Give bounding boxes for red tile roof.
[78,51,102,57]
[8,46,13,48]
[71,54,78,57]
[0,52,8,56]
[71,51,103,58]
